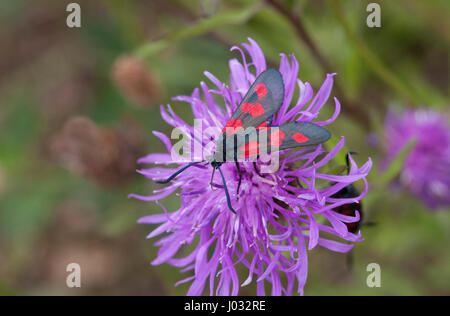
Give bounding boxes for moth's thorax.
[210,160,223,169]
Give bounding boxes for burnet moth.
[330,153,367,270]
[331,153,364,234]
[157,69,331,213]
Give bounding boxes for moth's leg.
[253,162,263,178]
[235,160,242,198]
[218,167,236,214]
[210,168,217,191]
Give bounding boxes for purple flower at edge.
[130,38,372,296]
[384,108,450,209]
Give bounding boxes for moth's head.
[210,160,222,169]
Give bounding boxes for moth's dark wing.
[331,184,363,234]
[213,128,259,162]
[222,68,284,134]
[266,122,331,151]
[220,122,330,161]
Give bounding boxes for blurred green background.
[0,0,448,296]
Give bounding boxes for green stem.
[134,3,263,59]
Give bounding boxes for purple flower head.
[130,38,372,295]
[384,108,450,209]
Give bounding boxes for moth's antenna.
[217,167,237,214]
[156,161,204,184]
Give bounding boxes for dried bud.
[112,55,162,107]
[51,117,145,186]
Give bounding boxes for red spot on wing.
[270,129,285,147]
[241,102,252,112]
[338,206,356,216]
[222,118,235,133]
[241,102,266,117]
[241,141,260,158]
[222,117,243,134]
[233,119,243,129]
[293,133,309,143]
[334,204,361,233]
[249,103,265,117]
[255,83,268,97]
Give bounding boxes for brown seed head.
[112,55,162,107]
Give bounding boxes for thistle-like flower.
[130,38,371,295]
[384,108,450,209]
